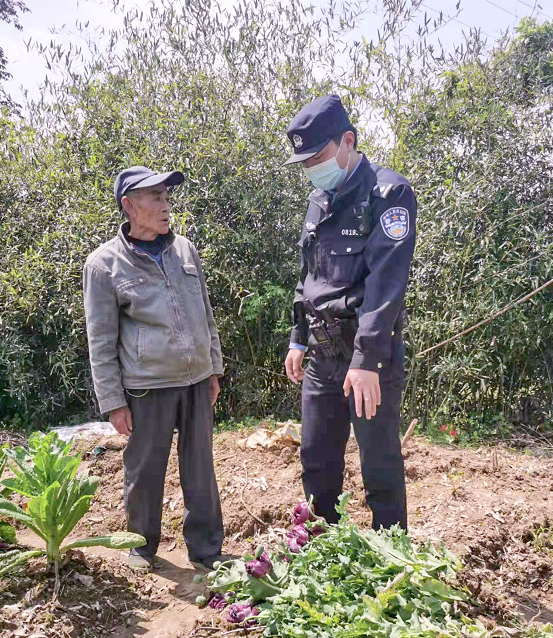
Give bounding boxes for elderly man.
[83,166,224,571]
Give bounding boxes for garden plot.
[1,428,553,637]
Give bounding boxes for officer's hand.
[110,406,133,436]
[209,375,221,406]
[343,369,381,420]
[285,349,306,384]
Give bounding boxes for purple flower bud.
[286,536,301,553]
[287,524,309,546]
[293,501,313,525]
[208,592,231,610]
[244,606,260,627]
[245,551,272,578]
[226,601,259,624]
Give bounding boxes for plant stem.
[54,560,60,597]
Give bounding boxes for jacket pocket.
[137,326,147,364]
[328,238,366,284]
[182,263,201,294]
[116,277,146,294]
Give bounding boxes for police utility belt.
[304,299,355,359]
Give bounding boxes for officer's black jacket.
[290,154,417,373]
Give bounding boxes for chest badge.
[380,207,409,241]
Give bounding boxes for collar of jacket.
[117,221,176,258]
[328,154,376,212]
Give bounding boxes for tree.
[0,0,29,106]
[394,18,553,435]
[0,0,368,426]
[1,0,552,439]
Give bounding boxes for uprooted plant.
[195,494,553,637]
[0,431,145,593]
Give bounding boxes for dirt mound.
[0,550,160,637]
[3,429,553,636]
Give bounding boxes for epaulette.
[372,181,395,199]
[307,188,330,213]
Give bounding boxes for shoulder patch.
[380,207,409,241]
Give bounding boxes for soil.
[2,427,553,637]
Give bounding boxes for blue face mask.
[302,137,348,190]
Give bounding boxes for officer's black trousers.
[301,351,407,530]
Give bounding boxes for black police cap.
[284,95,352,166]
[114,166,184,210]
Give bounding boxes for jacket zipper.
[129,244,192,380]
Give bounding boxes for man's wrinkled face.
[122,185,171,239]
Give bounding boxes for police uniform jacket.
[290,154,417,373]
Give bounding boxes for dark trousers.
[301,352,407,530]
[123,380,223,561]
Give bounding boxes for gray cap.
[114,166,184,210]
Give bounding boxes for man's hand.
[209,375,221,406]
[285,349,306,384]
[343,369,381,420]
[110,406,133,436]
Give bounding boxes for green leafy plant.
[199,494,552,637]
[0,443,16,544]
[0,431,145,592]
[527,520,553,553]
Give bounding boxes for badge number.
[380,207,409,241]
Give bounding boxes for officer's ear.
[342,130,355,150]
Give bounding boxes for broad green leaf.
[27,481,60,545]
[3,446,43,496]
[0,497,46,541]
[58,478,99,540]
[418,578,469,601]
[61,532,146,551]
[0,443,9,480]
[0,521,16,543]
[246,573,284,601]
[208,559,248,593]
[0,549,45,576]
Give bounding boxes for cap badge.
[293,134,303,148]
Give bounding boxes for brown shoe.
[127,549,154,572]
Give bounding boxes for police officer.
[283,95,416,529]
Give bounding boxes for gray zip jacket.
[83,223,224,415]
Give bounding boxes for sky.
[1,0,552,105]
